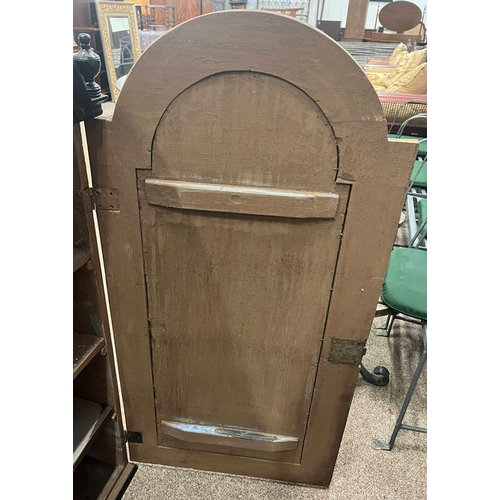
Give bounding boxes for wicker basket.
[378,94,427,135]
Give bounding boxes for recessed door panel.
[137,72,349,462]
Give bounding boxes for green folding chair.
[388,113,427,158]
[409,198,427,249]
[372,247,427,451]
[404,168,427,249]
[410,157,427,191]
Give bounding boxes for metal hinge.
[328,338,367,364]
[107,421,143,449]
[125,431,144,444]
[83,187,120,211]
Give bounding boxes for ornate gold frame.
[95,1,141,102]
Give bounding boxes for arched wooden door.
[87,11,417,487]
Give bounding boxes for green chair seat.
[381,248,427,320]
[411,160,427,189]
[388,134,427,157]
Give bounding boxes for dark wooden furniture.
[73,66,136,498]
[368,1,425,43]
[344,0,370,40]
[379,1,422,33]
[143,4,176,30]
[84,11,417,488]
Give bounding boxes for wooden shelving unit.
[73,248,91,272]
[73,117,135,498]
[73,333,105,379]
[73,397,113,470]
[73,3,136,496]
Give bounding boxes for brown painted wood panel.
[137,70,349,462]
[86,11,417,487]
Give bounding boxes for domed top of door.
[106,9,402,182]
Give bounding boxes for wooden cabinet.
[82,10,417,488]
[73,121,136,499]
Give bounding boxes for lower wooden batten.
[128,444,334,487]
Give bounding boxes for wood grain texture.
[201,0,213,15]
[174,0,202,24]
[85,10,417,486]
[145,179,339,218]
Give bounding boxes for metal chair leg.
[372,323,427,451]
[375,313,395,337]
[360,362,390,386]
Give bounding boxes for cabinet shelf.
[73,248,91,272]
[73,333,105,380]
[73,397,113,471]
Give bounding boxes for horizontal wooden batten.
[162,421,299,452]
[145,179,339,219]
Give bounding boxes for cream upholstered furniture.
[365,44,427,94]
[364,43,427,137]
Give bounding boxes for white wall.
[308,0,427,29]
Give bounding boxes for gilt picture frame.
[95,1,142,102]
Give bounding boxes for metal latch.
[328,338,367,364]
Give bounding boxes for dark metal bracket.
[126,431,144,444]
[328,338,366,364]
[88,187,120,211]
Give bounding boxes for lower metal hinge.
[125,431,144,444]
[328,338,367,364]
